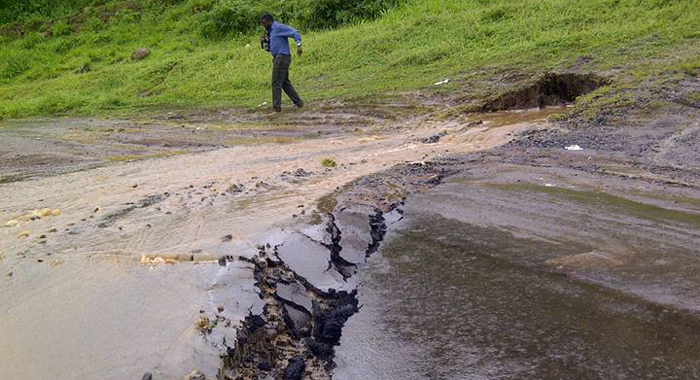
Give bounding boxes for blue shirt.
[267,21,302,57]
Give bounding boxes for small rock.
[141,372,153,380]
[221,234,233,242]
[18,230,30,239]
[94,207,101,213]
[258,360,272,371]
[185,370,206,380]
[131,48,151,61]
[283,358,305,380]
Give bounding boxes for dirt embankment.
[218,161,453,380]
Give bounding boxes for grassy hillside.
[0,0,699,118]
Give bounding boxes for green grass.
[320,157,337,168]
[1,0,699,118]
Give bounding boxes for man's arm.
[278,24,302,55]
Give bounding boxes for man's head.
[260,13,274,29]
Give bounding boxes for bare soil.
[2,73,700,380]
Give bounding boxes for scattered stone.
[282,358,305,380]
[4,220,19,228]
[17,230,30,239]
[420,130,447,144]
[258,360,272,371]
[132,184,139,188]
[305,338,334,361]
[94,206,101,213]
[293,168,312,177]
[247,314,266,332]
[313,301,359,343]
[141,372,153,380]
[131,48,151,61]
[222,234,233,242]
[227,184,243,193]
[185,370,206,380]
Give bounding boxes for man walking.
[260,14,304,116]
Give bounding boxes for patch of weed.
[320,158,337,168]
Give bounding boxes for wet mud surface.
[333,92,700,379]
[3,89,700,380]
[337,215,700,380]
[1,105,544,380]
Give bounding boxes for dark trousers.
[272,54,303,112]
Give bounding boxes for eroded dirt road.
[3,96,700,380]
[0,107,558,380]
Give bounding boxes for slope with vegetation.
[0,0,698,118]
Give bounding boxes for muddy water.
[335,159,700,380]
[0,109,560,380]
[336,215,700,380]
